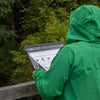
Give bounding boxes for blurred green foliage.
[1,0,100,87]
[0,0,16,43]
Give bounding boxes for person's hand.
[32,67,39,81]
[32,71,35,81]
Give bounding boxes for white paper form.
[28,49,59,71]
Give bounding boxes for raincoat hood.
[66,5,100,43]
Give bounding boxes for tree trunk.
[9,11,16,32]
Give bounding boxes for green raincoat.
[34,5,100,100]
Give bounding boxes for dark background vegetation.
[0,0,100,99]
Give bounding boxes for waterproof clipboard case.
[24,42,64,71]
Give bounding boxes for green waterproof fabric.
[34,5,100,100]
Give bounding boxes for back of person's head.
[66,5,100,44]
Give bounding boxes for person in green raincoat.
[33,5,100,100]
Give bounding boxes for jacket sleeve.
[34,46,73,99]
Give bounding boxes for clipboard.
[24,42,64,71]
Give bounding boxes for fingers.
[33,71,35,74]
[32,71,35,81]
[32,67,39,81]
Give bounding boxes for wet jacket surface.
[34,5,100,100]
